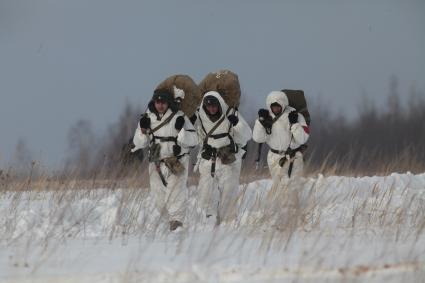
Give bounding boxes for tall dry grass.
[2,151,425,283]
[2,165,425,282]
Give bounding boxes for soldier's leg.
[216,160,241,223]
[198,160,220,222]
[149,163,169,220]
[289,152,304,178]
[165,156,189,224]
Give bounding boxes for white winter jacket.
[253,91,309,151]
[196,91,252,154]
[132,109,198,160]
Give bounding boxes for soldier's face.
[206,104,219,115]
[154,100,169,114]
[271,105,282,115]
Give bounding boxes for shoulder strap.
[271,111,283,124]
[203,107,232,144]
[260,109,283,135]
[150,111,177,134]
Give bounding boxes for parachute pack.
[282,89,311,126]
[155,74,202,117]
[198,69,241,108]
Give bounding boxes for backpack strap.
[202,107,232,145]
[260,110,284,134]
[148,111,178,148]
[153,136,178,142]
[271,111,283,124]
[199,107,234,178]
[150,111,177,134]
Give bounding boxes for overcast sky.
[1,0,424,168]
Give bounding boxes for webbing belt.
[270,145,307,177]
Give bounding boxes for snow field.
[1,172,425,282]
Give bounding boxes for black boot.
[169,220,183,231]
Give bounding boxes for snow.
[1,172,425,282]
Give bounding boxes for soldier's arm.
[177,115,198,148]
[252,119,268,144]
[290,113,310,145]
[232,113,252,146]
[132,123,150,152]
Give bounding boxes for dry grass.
[1,152,425,282]
[2,146,424,192]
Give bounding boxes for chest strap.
[209,132,230,139]
[153,136,177,143]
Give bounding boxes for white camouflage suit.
[253,91,310,184]
[195,91,252,224]
[132,107,198,224]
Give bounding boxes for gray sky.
[1,0,424,168]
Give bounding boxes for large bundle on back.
[155,74,202,117]
[198,69,241,108]
[282,89,311,125]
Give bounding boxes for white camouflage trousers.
[267,150,304,186]
[149,155,189,223]
[198,158,242,223]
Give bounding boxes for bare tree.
[65,119,96,177]
[13,138,33,168]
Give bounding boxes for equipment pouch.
[217,145,236,165]
[163,156,185,175]
[148,143,161,162]
[279,157,287,167]
[201,144,213,160]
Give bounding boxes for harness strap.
[201,107,232,144]
[209,132,230,139]
[260,109,284,134]
[272,111,284,124]
[155,162,167,186]
[199,107,236,177]
[153,136,177,142]
[147,112,179,187]
[210,150,217,177]
[150,111,177,134]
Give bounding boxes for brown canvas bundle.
[281,89,311,126]
[198,70,241,108]
[155,74,202,117]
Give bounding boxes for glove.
[128,138,135,150]
[139,116,151,130]
[201,144,213,160]
[288,111,299,124]
[227,114,239,126]
[172,144,181,156]
[122,139,144,162]
[259,115,273,134]
[258,109,270,120]
[175,116,185,131]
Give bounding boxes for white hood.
[266,91,289,117]
[199,91,230,120]
[196,90,251,151]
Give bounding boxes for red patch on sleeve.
[303,126,310,134]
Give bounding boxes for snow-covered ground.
[1,173,425,283]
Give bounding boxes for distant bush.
[304,78,425,175]
[63,102,145,179]
[62,77,425,180]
